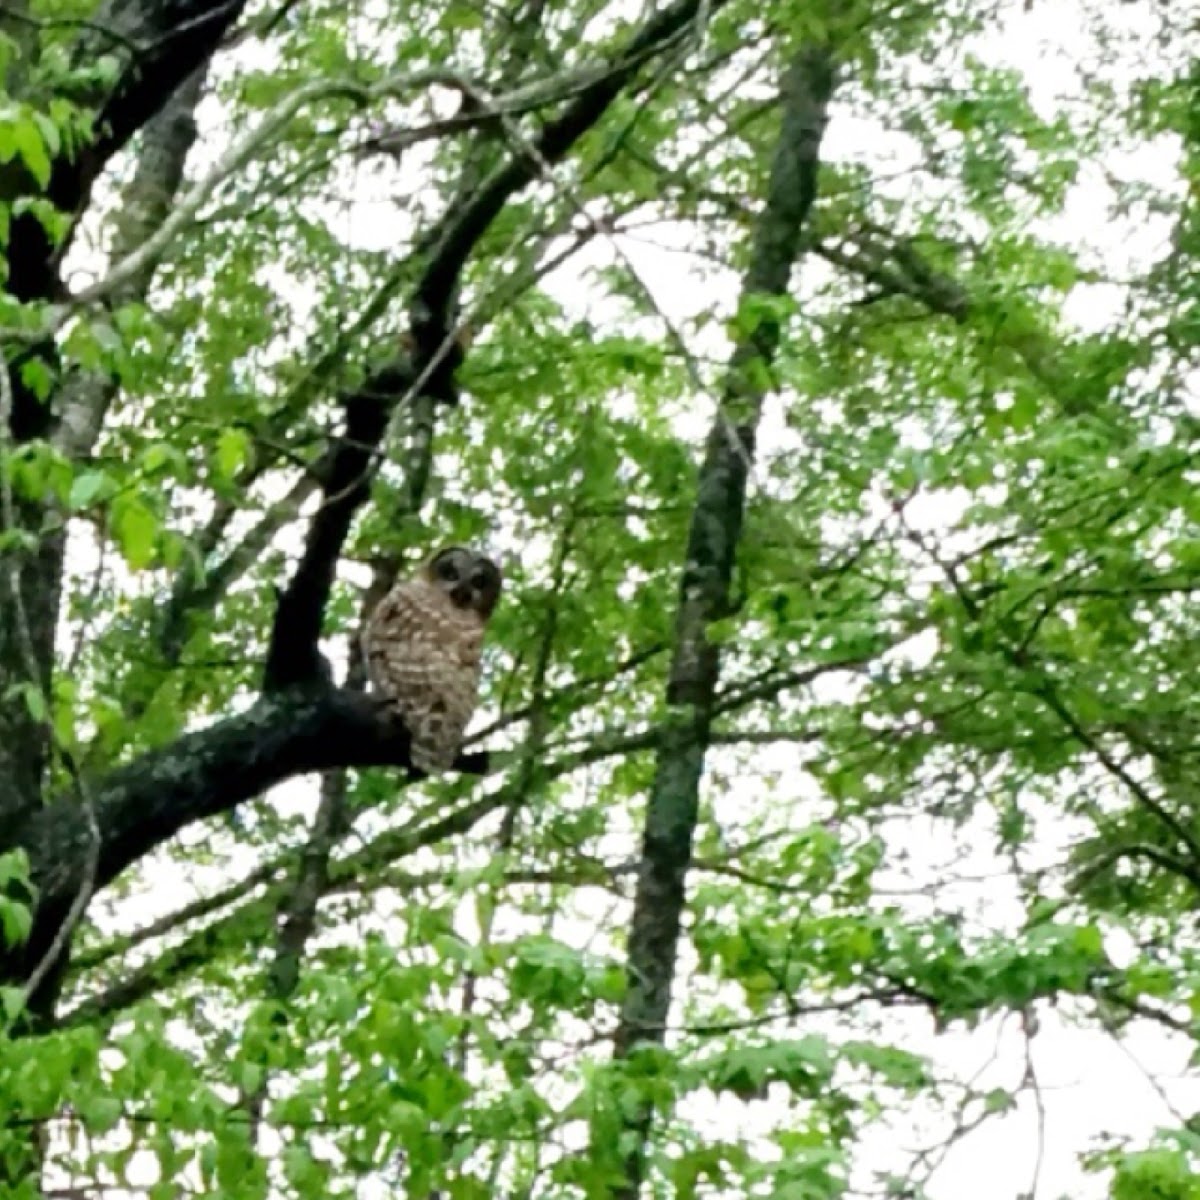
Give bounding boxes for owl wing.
[362,581,483,774]
[361,579,424,695]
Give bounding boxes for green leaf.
[0,849,30,891]
[19,354,54,400]
[32,111,60,159]
[16,682,46,724]
[141,442,180,474]
[110,496,159,570]
[68,470,109,512]
[0,895,31,947]
[78,1094,122,1134]
[0,986,25,1024]
[12,116,50,187]
[215,427,252,481]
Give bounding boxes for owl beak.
[451,583,473,607]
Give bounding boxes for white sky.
[57,0,1200,1196]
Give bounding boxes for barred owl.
[362,547,502,775]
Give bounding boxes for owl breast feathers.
[362,547,501,775]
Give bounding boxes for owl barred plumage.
[362,547,502,775]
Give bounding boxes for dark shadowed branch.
[410,0,724,327]
[261,376,404,691]
[0,685,488,989]
[265,0,724,695]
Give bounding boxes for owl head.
[423,547,502,619]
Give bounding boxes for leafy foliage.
[0,0,1195,1198]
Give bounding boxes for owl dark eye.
[437,558,459,581]
[470,570,487,589]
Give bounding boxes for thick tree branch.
[264,0,721,692]
[410,0,717,328]
[0,684,488,988]
[261,375,400,690]
[48,653,869,1025]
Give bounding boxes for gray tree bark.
[607,43,839,1197]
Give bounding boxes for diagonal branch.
[410,0,719,328]
[0,684,489,989]
[53,61,211,461]
[264,0,726,695]
[1037,681,1200,871]
[260,373,401,691]
[815,231,1067,395]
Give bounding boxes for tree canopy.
[0,0,1196,1196]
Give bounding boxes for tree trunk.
[608,43,838,1196]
